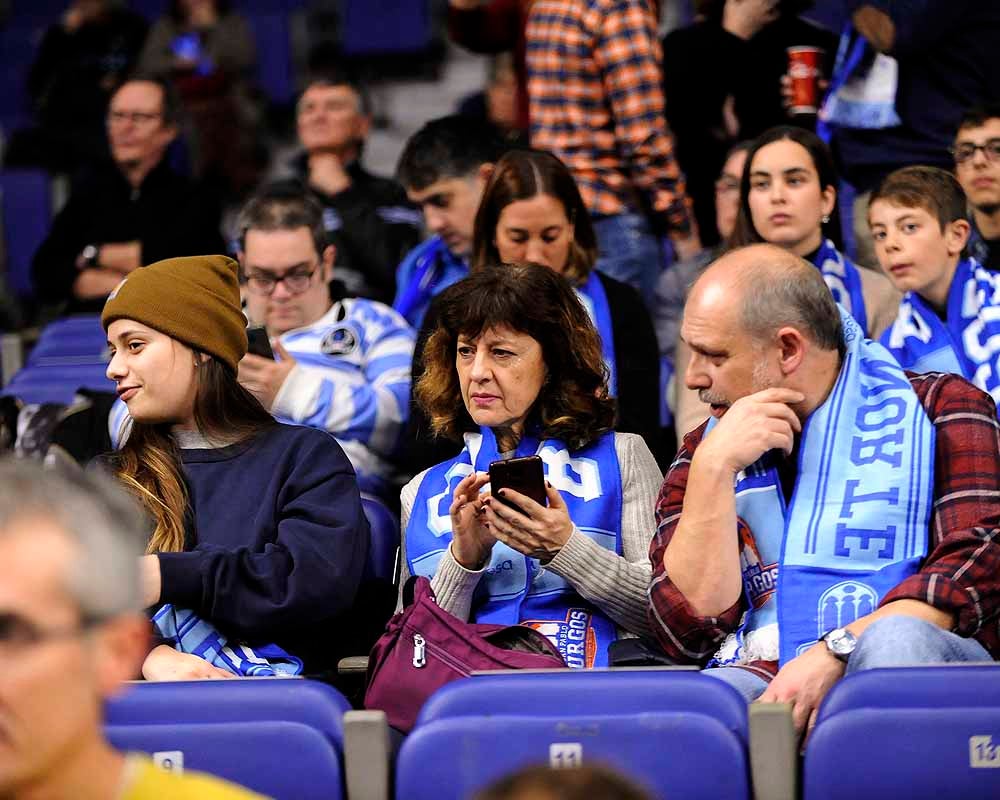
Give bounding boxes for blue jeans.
[703,616,993,703]
[592,212,663,308]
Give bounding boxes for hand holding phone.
[489,455,547,513]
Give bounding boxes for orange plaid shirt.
[526,0,693,236]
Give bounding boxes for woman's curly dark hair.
[416,262,616,451]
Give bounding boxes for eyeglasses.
[715,175,741,195]
[242,265,320,296]
[0,611,98,658]
[107,110,163,126]
[951,139,1000,164]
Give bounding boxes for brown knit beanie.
[101,255,248,371]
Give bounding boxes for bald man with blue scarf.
[648,244,1000,739]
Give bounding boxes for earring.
[821,214,831,224]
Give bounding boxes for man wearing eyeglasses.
[953,106,1000,273]
[0,459,264,799]
[236,183,416,499]
[31,76,224,315]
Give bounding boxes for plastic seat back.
[106,719,342,800]
[0,169,52,299]
[805,665,1000,800]
[105,678,350,747]
[400,670,750,800]
[360,493,400,583]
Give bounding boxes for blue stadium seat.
[340,0,432,57]
[106,678,350,744]
[246,11,294,106]
[360,493,400,583]
[399,670,750,800]
[107,720,342,799]
[804,665,1000,800]
[0,169,52,300]
[1,363,115,403]
[28,315,108,364]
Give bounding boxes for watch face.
[827,629,856,656]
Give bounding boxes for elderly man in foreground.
[648,243,1000,738]
[0,460,263,799]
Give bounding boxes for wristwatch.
[80,244,99,269]
[821,627,857,662]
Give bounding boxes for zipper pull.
[412,633,426,668]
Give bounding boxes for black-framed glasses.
[242,265,320,296]
[107,110,163,126]
[0,610,99,657]
[951,139,1000,164]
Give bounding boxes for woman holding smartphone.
[102,254,370,680]
[399,264,662,668]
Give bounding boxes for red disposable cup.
[787,46,823,115]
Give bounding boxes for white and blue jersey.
[110,299,416,497]
[270,299,416,497]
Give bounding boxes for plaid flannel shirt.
[648,371,1000,679]
[526,0,693,236]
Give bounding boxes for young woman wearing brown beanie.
[102,254,371,679]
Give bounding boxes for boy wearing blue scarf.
[871,166,1000,410]
[649,244,1000,739]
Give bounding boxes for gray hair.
[0,458,146,619]
[736,251,844,355]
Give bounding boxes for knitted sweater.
[398,432,662,638]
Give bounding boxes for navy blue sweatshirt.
[156,423,371,673]
[835,0,1000,192]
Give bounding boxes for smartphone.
[246,326,275,360]
[489,455,547,512]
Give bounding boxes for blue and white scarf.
[392,236,468,329]
[813,239,869,336]
[708,307,934,667]
[152,604,303,677]
[407,427,622,668]
[574,272,617,396]
[817,25,901,142]
[881,258,1000,409]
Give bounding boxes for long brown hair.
[472,149,598,284]
[112,357,275,554]
[729,126,843,251]
[416,262,615,452]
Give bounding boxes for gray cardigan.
[398,432,663,638]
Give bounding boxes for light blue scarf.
[881,258,1000,409]
[406,427,622,668]
[574,272,617,396]
[707,307,934,667]
[152,604,304,677]
[814,239,868,337]
[817,25,901,142]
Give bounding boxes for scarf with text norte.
[707,307,934,667]
[881,258,1000,409]
[407,426,621,668]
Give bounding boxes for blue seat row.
[106,665,1000,799]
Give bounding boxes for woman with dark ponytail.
[103,255,370,679]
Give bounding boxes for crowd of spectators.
[1,0,1000,795]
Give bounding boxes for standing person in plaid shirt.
[525,0,699,307]
[649,243,999,740]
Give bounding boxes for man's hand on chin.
[757,642,846,741]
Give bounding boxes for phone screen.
[489,456,547,512]
[246,326,275,360]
